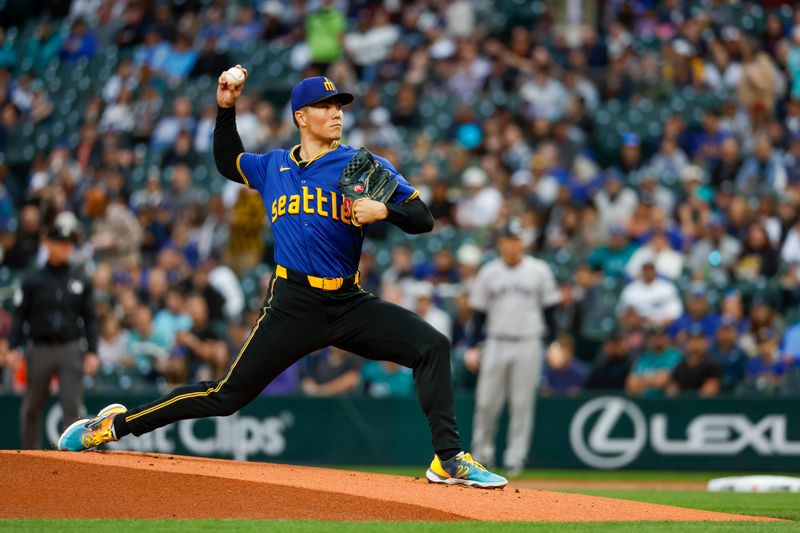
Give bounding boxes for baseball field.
[2,451,799,532]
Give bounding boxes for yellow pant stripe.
[125,277,277,423]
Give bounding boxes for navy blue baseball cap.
[499,217,524,239]
[290,77,354,115]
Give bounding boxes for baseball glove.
[338,148,399,211]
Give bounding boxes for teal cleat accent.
[426,451,508,489]
[57,403,127,451]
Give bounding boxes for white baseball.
[224,67,245,87]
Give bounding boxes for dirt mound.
[0,451,776,522]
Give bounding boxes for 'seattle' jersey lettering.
[235,142,418,278]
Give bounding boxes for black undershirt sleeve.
[543,304,559,345]
[385,197,434,234]
[466,310,487,347]
[213,106,246,184]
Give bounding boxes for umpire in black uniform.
[9,219,98,449]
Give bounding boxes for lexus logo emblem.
[569,396,647,469]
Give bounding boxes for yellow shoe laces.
[461,453,487,471]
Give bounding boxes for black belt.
[33,337,78,346]
[275,265,359,291]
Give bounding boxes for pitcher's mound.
[0,451,775,522]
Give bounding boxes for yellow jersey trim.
[235,153,250,188]
[290,141,340,167]
[403,189,420,203]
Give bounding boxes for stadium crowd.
[1,0,800,400]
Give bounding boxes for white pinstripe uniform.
[468,255,560,470]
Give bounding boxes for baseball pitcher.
[58,67,507,489]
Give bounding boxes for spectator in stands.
[454,166,502,229]
[736,135,787,194]
[305,0,347,72]
[687,213,741,282]
[2,203,41,271]
[412,281,452,342]
[224,188,265,275]
[344,7,400,83]
[618,262,683,326]
[116,3,148,49]
[99,89,136,134]
[625,325,683,397]
[25,20,62,73]
[541,334,588,396]
[624,227,684,280]
[131,83,164,144]
[735,222,779,282]
[568,263,614,362]
[647,137,689,186]
[362,360,414,398]
[520,48,567,121]
[587,224,637,279]
[201,253,244,320]
[736,39,781,116]
[740,295,785,358]
[140,267,168,313]
[743,327,796,394]
[226,6,263,48]
[173,295,227,382]
[91,195,143,270]
[710,136,743,189]
[151,96,197,150]
[669,282,721,344]
[380,244,416,304]
[133,28,169,71]
[585,330,631,391]
[667,325,722,397]
[97,314,132,373]
[636,174,676,219]
[165,164,204,212]
[710,316,749,391]
[694,109,726,165]
[125,304,173,383]
[190,35,229,80]
[162,130,199,170]
[195,193,228,260]
[515,153,560,209]
[300,347,362,397]
[152,286,191,349]
[102,59,138,105]
[188,261,224,323]
[594,170,638,228]
[781,215,800,265]
[60,18,97,63]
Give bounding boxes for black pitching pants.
[116,275,462,453]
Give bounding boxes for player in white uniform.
[464,219,561,476]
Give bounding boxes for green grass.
[2,521,800,533]
[567,490,800,521]
[344,465,800,482]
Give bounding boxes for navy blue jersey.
[236,142,418,278]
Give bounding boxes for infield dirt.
[0,451,779,522]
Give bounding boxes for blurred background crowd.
[1,0,800,399]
